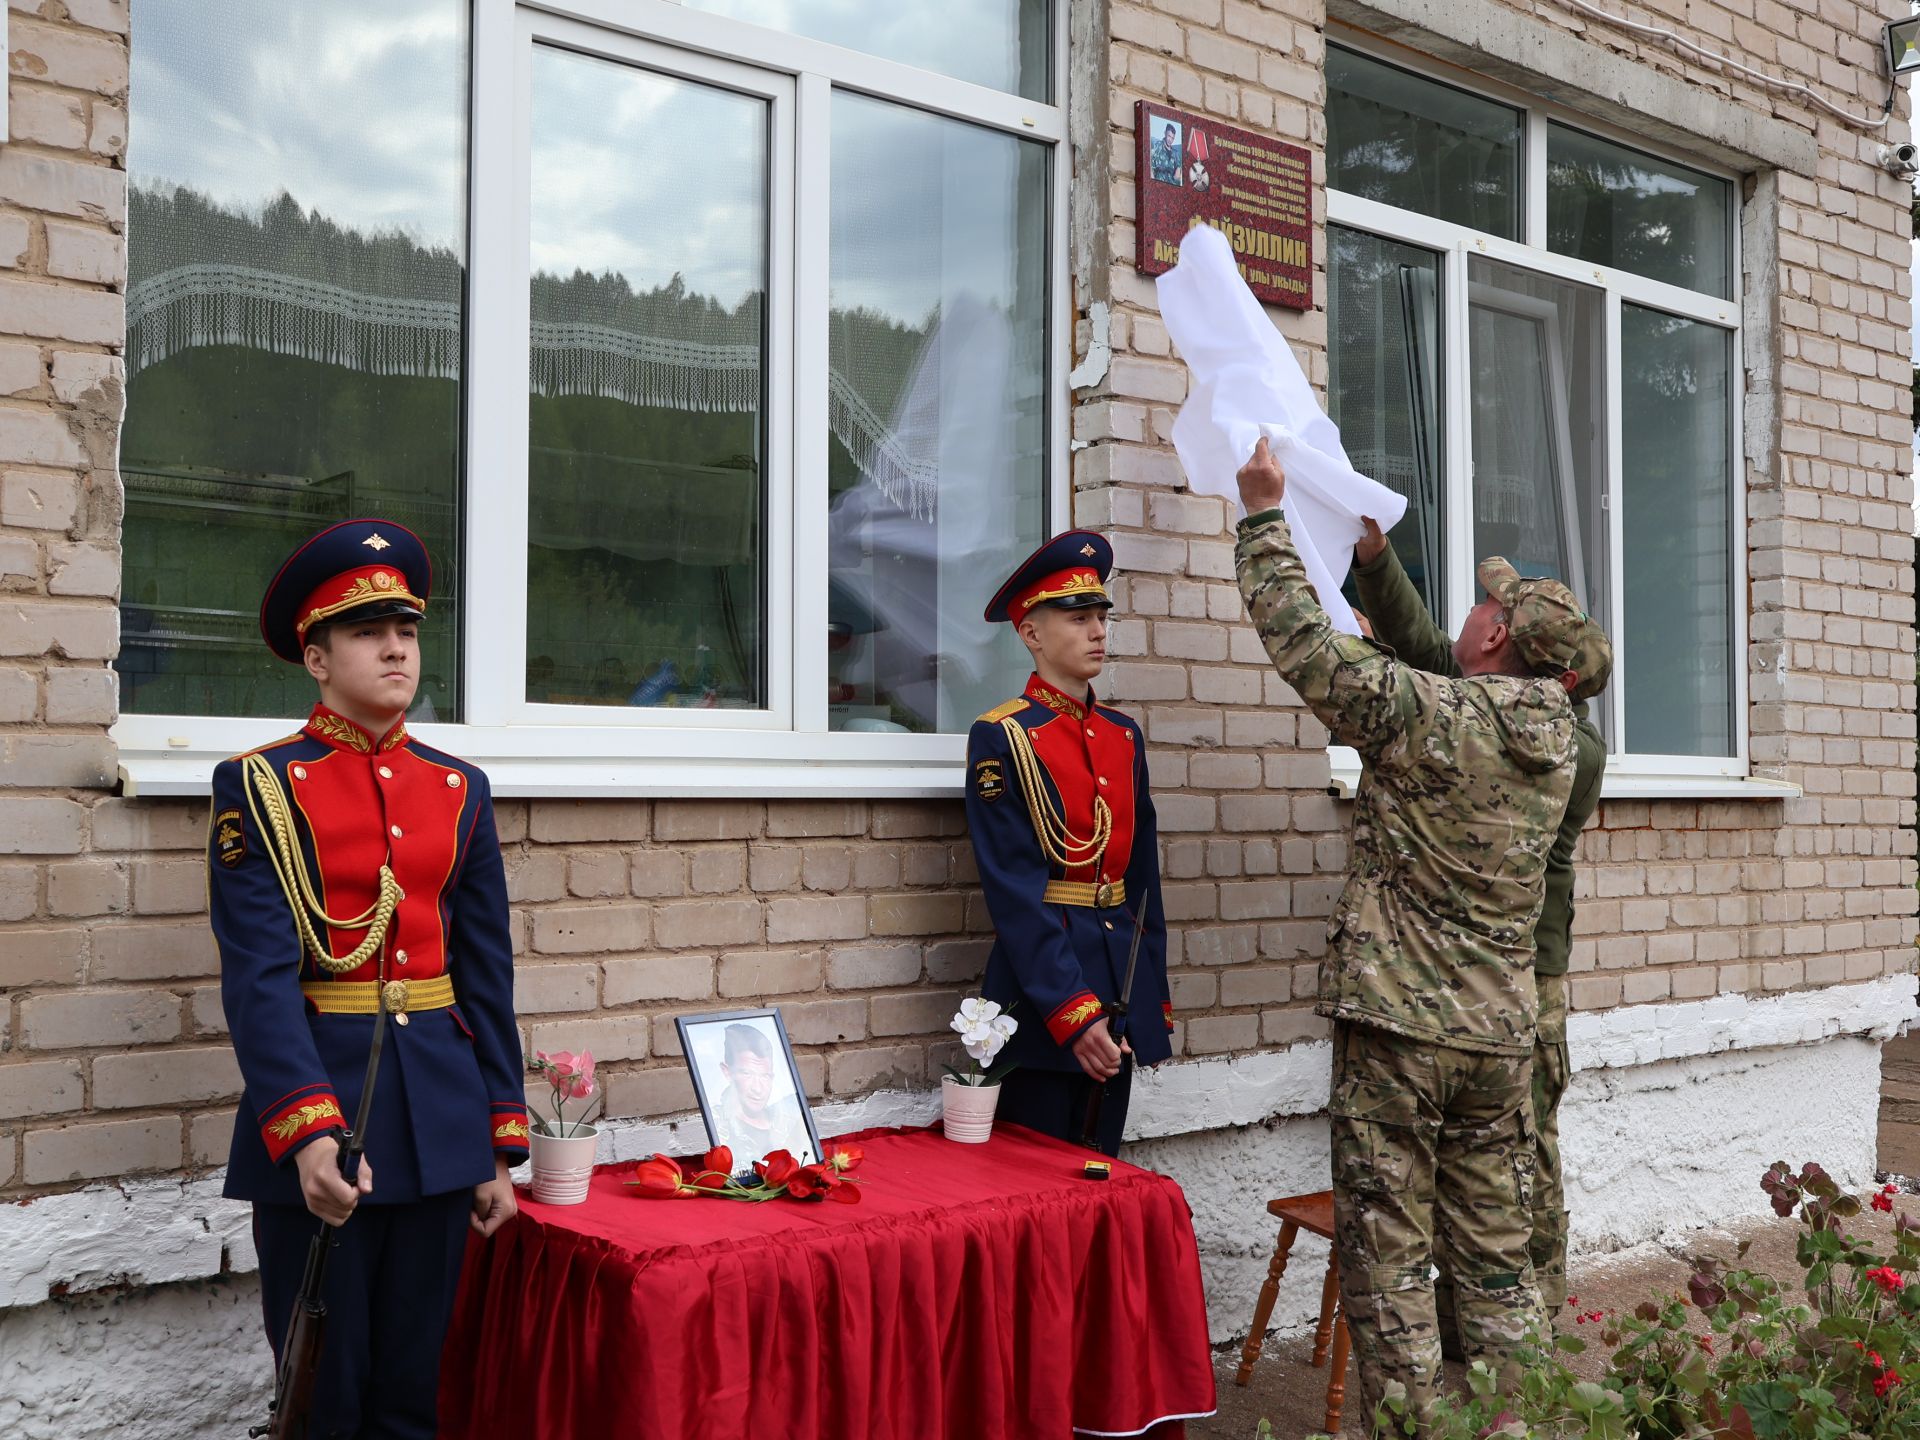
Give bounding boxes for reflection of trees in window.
[1546,129,1731,297]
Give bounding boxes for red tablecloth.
[439,1124,1216,1439]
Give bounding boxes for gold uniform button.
[447,773,461,787]
[390,825,403,838]
[1098,776,1109,786]
[396,949,409,966]
[1086,728,1095,738]
[1104,921,1115,931]
[378,765,393,779]
[292,765,307,780]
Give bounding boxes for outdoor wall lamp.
[1888,16,1920,77]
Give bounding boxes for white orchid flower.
[952,997,1000,1035]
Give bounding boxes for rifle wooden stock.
[265,1290,325,1440]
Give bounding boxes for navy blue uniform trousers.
[998,1061,1134,1157]
[253,1191,470,1440]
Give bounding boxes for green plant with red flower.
[626,1142,865,1205]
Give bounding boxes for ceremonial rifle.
[250,1009,387,1440]
[1079,894,1149,1151]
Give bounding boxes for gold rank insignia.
[362,533,391,551]
[973,758,1006,802]
[1080,543,1097,557]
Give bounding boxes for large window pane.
[120,1,467,720]
[1622,307,1734,756]
[1326,46,1522,239]
[685,0,1050,100]
[1467,259,1609,714]
[1328,226,1444,617]
[826,95,1048,733]
[525,48,768,711]
[1548,124,1732,299]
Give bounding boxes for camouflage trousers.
[1329,1021,1543,1435]
[1436,971,1571,1345]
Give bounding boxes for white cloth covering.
[1156,225,1407,636]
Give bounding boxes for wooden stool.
[1234,1190,1351,1435]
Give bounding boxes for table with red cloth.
[438,1123,1217,1440]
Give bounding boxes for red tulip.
[786,1163,834,1200]
[825,1143,864,1174]
[824,1179,862,1205]
[627,1155,689,1198]
[704,1145,734,1177]
[755,1150,799,1189]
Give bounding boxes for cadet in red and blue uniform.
[965,531,1171,1156]
[208,519,527,1439]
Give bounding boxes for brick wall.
[0,0,1915,1199]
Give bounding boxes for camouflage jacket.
[1352,541,1606,979]
[1234,512,1576,1054]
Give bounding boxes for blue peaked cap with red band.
[259,518,433,663]
[983,530,1115,624]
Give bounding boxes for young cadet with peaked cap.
[1231,439,1578,1430]
[1351,518,1612,1345]
[207,519,528,1439]
[964,531,1172,1156]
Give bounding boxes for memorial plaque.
[1135,101,1312,310]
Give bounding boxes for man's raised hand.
[1235,435,1287,515]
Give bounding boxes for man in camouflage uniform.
[1231,439,1589,1429]
[1351,519,1612,1346]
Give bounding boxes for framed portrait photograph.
[676,1008,823,1168]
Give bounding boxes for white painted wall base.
[0,978,1908,1439]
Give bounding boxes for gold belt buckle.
[1095,881,1114,908]
[382,979,410,1026]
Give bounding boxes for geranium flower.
[755,1150,799,1189]
[1874,1191,1895,1212]
[825,1143,864,1174]
[1867,1266,1906,1295]
[1876,1369,1902,1398]
[628,1155,691,1198]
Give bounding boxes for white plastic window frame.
[1323,34,1791,802]
[114,0,1071,799]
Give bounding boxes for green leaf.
[1570,1381,1617,1414]
[1556,1334,1588,1354]
[1466,1362,1498,1397]
[1731,1382,1797,1440]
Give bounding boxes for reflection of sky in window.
[686,0,1040,97]
[530,46,767,309]
[129,0,467,248]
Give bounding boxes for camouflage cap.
[1476,557,1614,701]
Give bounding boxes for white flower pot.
[942,1076,1002,1144]
[529,1124,599,1205]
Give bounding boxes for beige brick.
[0,862,36,921]
[89,921,218,981]
[505,851,566,904]
[8,15,128,96]
[767,895,866,944]
[48,351,120,406]
[1219,965,1293,1007]
[7,925,86,985]
[0,149,125,224]
[690,847,747,895]
[189,1108,235,1165]
[44,665,115,723]
[800,846,852,892]
[526,1013,649,1064]
[188,985,227,1037]
[0,732,114,789]
[45,858,126,916]
[0,218,25,275]
[565,850,628,899]
[26,1116,180,1184]
[602,1065,696,1118]
[653,800,761,841]
[1261,1009,1330,1046]
[870,802,961,840]
[1184,1014,1260,1054]
[131,857,205,915]
[630,850,686,898]
[925,938,990,984]
[22,989,180,1049]
[777,998,867,1045]
[93,1045,242,1108]
[717,949,823,998]
[827,1044,924,1095]
[870,989,964,1038]
[1569,975,1623,1010]
[88,102,127,158]
[602,953,714,1006]
[0,1059,84,1119]
[89,799,206,851]
[2,467,80,528]
[654,898,761,949]
[43,221,122,286]
[0,277,122,346]
[0,597,119,660]
[2,87,85,149]
[827,944,921,990]
[765,801,867,838]
[869,893,965,936]
[529,799,650,843]
[530,904,650,956]
[748,845,802,891]
[512,962,598,1014]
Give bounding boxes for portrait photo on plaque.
[677,1008,822,1167]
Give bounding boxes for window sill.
[1325,748,1799,802]
[112,719,970,799]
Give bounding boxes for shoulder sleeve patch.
[976,698,1027,725]
[213,808,246,867]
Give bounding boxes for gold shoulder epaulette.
[976,698,1028,725]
